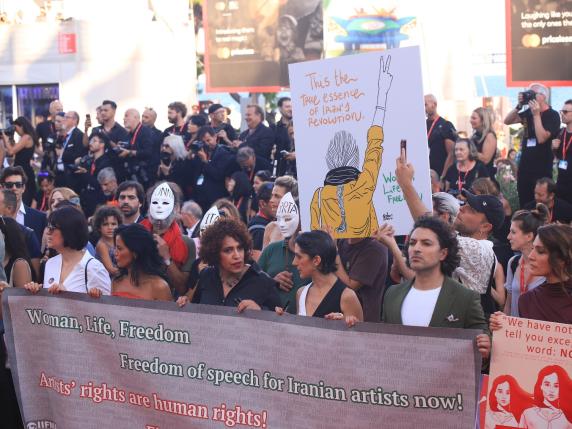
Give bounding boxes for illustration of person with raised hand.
[310,55,392,238]
[485,375,533,429]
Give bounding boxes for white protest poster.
[289,46,431,237]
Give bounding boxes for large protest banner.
[485,315,572,429]
[289,46,431,238]
[506,0,572,86]
[3,289,481,428]
[203,0,323,92]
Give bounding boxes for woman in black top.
[470,107,497,177]
[177,217,280,311]
[276,230,362,325]
[444,139,490,195]
[1,116,38,205]
[225,171,253,224]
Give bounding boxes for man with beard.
[141,182,195,296]
[115,181,145,225]
[96,168,118,206]
[90,100,129,143]
[163,101,191,144]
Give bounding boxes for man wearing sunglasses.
[552,99,572,204]
[0,166,47,244]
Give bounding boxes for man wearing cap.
[208,103,237,145]
[503,83,561,207]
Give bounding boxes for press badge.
[559,160,568,170]
[527,138,537,147]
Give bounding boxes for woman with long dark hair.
[520,365,572,428]
[485,375,533,429]
[1,116,39,205]
[504,205,548,316]
[0,216,33,288]
[112,224,172,301]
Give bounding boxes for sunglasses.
[2,182,24,189]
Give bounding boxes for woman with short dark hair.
[278,230,362,324]
[177,217,280,311]
[24,207,111,296]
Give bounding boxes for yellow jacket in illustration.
[310,125,384,238]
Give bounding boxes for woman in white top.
[505,204,548,316]
[24,207,110,296]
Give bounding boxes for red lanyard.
[427,115,440,140]
[130,123,142,148]
[519,257,532,295]
[90,159,96,175]
[235,197,243,209]
[562,129,572,160]
[457,164,473,192]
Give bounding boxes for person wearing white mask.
[140,182,195,296]
[258,193,309,313]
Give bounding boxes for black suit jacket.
[239,124,275,162]
[23,205,47,244]
[61,128,88,165]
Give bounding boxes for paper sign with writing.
[289,46,431,237]
[486,316,572,429]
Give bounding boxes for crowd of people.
[0,82,571,428]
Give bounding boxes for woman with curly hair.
[111,224,171,301]
[177,217,280,311]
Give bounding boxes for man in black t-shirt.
[552,99,572,204]
[163,101,191,144]
[504,83,561,208]
[424,94,457,178]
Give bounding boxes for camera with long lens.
[518,90,537,116]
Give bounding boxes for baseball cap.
[208,103,224,115]
[461,190,504,230]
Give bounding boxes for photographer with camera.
[504,83,561,208]
[192,127,235,211]
[208,103,236,146]
[158,135,193,196]
[74,134,114,217]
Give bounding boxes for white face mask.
[276,192,299,238]
[149,183,175,221]
[200,206,221,234]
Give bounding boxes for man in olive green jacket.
[382,216,490,359]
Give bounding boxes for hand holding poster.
[289,46,431,238]
[3,289,481,428]
[486,315,572,429]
